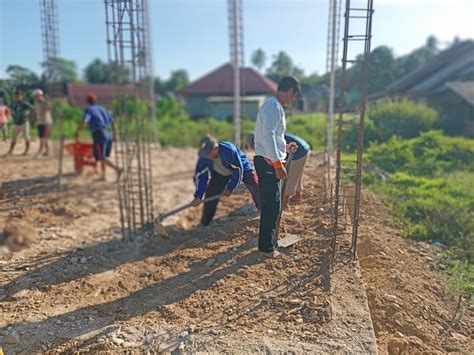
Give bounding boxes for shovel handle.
[275,152,294,241]
[156,193,224,223]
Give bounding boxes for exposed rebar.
[104,0,156,239]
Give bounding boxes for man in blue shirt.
[282,133,310,207]
[191,135,261,226]
[75,93,121,181]
[248,132,309,207]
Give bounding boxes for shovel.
[275,152,302,248]
[154,193,224,238]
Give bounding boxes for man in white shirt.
[254,76,300,258]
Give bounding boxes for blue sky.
[1,0,473,81]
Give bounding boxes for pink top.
[0,105,11,124]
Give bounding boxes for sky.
[1,0,473,81]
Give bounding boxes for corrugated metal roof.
[376,40,474,98]
[179,63,277,96]
[447,81,474,106]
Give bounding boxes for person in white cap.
[33,88,53,157]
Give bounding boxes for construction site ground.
[0,140,472,354]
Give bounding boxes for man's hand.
[223,188,232,197]
[191,198,203,207]
[275,167,288,180]
[286,142,298,153]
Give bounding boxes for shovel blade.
[278,233,301,248]
[154,222,170,238]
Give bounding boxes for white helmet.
[33,88,44,96]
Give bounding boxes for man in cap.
[75,93,121,181]
[5,90,33,156]
[191,134,261,226]
[33,89,53,157]
[254,76,300,258]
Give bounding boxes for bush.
[341,115,378,151]
[367,131,474,176]
[369,99,439,142]
[365,132,474,297]
[286,113,327,151]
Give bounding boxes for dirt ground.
[0,140,472,353]
[357,191,473,353]
[0,141,376,353]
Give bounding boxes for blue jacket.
[194,141,254,199]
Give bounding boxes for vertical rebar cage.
[228,0,244,148]
[332,0,374,260]
[104,0,156,238]
[325,0,343,193]
[39,0,60,61]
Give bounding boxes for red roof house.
[179,63,277,120]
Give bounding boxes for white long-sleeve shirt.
[254,96,286,163]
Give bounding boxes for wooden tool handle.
[156,193,224,223]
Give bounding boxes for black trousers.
[201,170,261,226]
[254,156,280,252]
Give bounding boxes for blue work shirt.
[285,133,310,161]
[193,141,254,199]
[83,104,113,131]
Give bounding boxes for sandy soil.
[357,191,473,353]
[0,141,376,353]
[0,140,472,353]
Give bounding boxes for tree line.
[1,35,460,98]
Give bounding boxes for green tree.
[266,51,304,83]
[6,65,40,85]
[266,51,293,82]
[84,58,107,83]
[300,72,322,89]
[397,35,439,77]
[106,62,130,84]
[41,57,78,83]
[84,58,130,84]
[348,45,399,95]
[250,48,267,71]
[154,77,166,96]
[166,69,189,93]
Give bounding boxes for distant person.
[75,93,122,181]
[0,91,11,141]
[253,76,300,258]
[5,90,33,156]
[191,134,261,226]
[33,89,53,157]
[248,132,310,208]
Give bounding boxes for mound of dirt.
[357,191,473,353]
[1,220,39,252]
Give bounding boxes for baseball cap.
[198,135,218,158]
[86,92,97,103]
[277,76,301,95]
